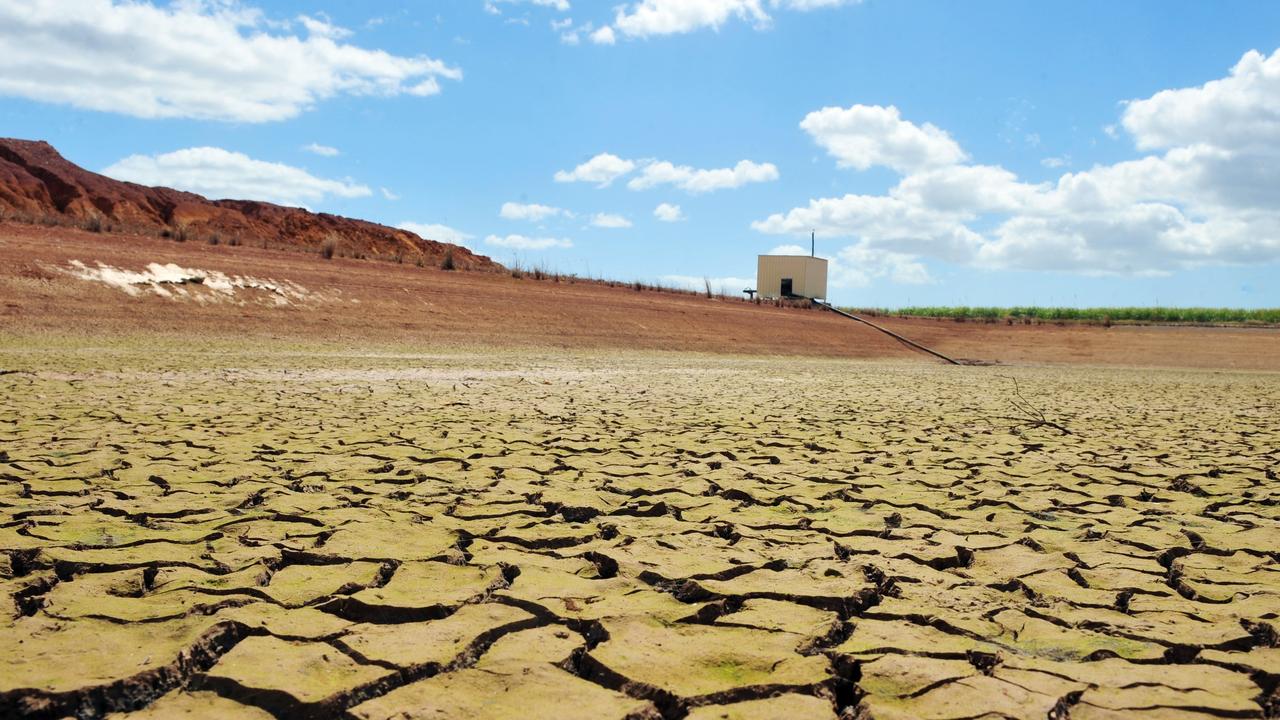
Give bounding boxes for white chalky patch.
[57,261,327,305]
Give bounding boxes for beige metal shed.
[757,255,828,300]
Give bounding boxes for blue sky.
[2,0,1279,307]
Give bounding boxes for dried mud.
[1,347,1277,719]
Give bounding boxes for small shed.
[757,255,828,300]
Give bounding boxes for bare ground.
[1,348,1277,719]
[3,222,1278,371]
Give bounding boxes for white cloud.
[0,0,462,123]
[765,243,932,287]
[800,104,967,173]
[654,202,685,222]
[755,52,1280,277]
[380,187,401,201]
[398,222,474,248]
[782,0,858,7]
[556,153,776,193]
[1121,49,1280,153]
[554,153,637,187]
[500,201,568,221]
[303,143,340,157]
[591,213,632,228]
[833,243,933,286]
[628,159,779,193]
[485,234,573,249]
[490,0,571,11]
[296,13,351,40]
[590,25,617,44]
[614,0,770,38]
[102,147,371,207]
[660,274,754,294]
[610,0,856,39]
[1040,155,1070,169]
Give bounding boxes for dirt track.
[3,222,1278,371]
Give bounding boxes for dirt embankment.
[2,221,1279,371]
[0,138,497,270]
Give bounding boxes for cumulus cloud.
[485,234,573,249]
[800,104,967,173]
[611,0,857,39]
[628,159,779,193]
[486,0,571,12]
[398,222,474,248]
[755,50,1280,277]
[0,0,462,122]
[296,13,351,40]
[102,147,371,207]
[556,153,776,193]
[1121,49,1280,152]
[303,143,340,157]
[590,26,617,44]
[590,213,632,228]
[500,202,569,221]
[654,203,685,222]
[554,153,637,187]
[766,243,932,287]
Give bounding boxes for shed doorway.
[780,278,793,297]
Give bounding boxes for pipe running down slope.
[813,301,961,365]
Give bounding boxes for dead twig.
[994,375,1072,436]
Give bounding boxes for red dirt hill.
[0,138,497,270]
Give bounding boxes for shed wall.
[757,256,828,299]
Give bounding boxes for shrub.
[440,249,456,271]
[172,224,190,242]
[321,236,338,259]
[85,215,105,233]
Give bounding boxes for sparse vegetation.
[440,249,456,271]
[85,215,105,233]
[851,305,1280,326]
[321,235,338,260]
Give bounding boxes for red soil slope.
[0,138,496,270]
[4,222,1279,371]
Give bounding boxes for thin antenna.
[810,229,815,258]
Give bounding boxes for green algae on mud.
[1,342,1278,719]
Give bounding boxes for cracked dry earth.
[1,349,1278,720]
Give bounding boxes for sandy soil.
[3,222,1278,371]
